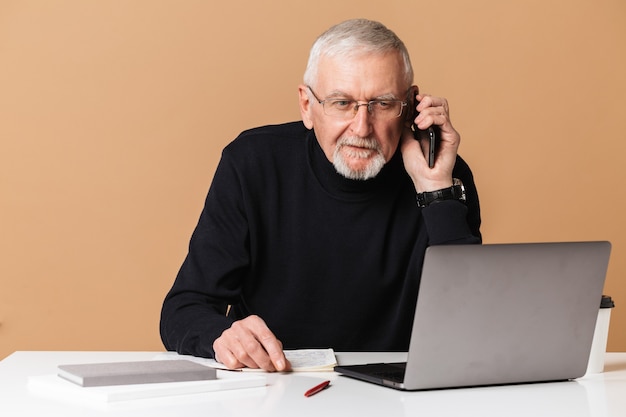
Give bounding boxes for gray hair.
[303,19,414,88]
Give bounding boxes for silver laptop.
[334,241,611,390]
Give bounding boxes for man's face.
[299,51,412,180]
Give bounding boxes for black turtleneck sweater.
[160,121,481,358]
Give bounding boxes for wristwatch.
[416,178,466,208]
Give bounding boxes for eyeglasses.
[307,86,408,120]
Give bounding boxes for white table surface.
[1,351,625,416]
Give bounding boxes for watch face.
[453,178,466,202]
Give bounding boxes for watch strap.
[416,179,466,208]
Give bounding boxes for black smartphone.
[425,126,438,168]
[411,102,439,168]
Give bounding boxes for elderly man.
[160,18,481,372]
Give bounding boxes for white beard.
[332,136,386,181]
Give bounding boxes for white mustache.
[337,136,381,151]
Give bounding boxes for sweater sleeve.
[421,155,482,245]
[160,147,248,358]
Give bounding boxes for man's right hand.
[212,315,291,372]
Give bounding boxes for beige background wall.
[1,0,625,360]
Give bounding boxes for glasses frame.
[307,85,408,120]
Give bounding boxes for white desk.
[1,351,625,416]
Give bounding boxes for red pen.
[304,380,331,397]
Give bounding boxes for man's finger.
[244,316,289,371]
[257,333,289,371]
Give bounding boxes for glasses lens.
[369,101,404,118]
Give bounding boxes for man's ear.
[298,85,314,129]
